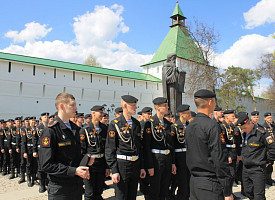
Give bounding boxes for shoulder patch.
[109,131,115,137]
[146,128,151,134]
[80,133,85,140]
[49,120,58,127]
[42,137,50,146]
[171,131,175,136]
[266,136,274,144]
[220,133,225,143]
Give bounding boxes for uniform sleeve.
[21,130,27,154]
[105,122,119,174]
[208,124,232,197]
[39,128,77,177]
[136,122,144,170]
[142,121,154,169]
[234,128,242,156]
[7,132,12,150]
[0,132,4,149]
[79,127,87,156]
[33,130,38,153]
[16,131,21,149]
[170,125,176,164]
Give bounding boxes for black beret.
[121,95,138,103]
[14,117,22,121]
[90,105,104,111]
[29,116,36,120]
[115,107,123,114]
[142,107,153,113]
[191,111,196,117]
[164,110,172,117]
[84,114,91,119]
[7,119,14,122]
[238,111,248,116]
[236,114,249,126]
[137,111,142,115]
[103,113,109,117]
[49,115,55,119]
[41,112,49,116]
[176,104,190,113]
[194,89,216,98]
[251,111,259,116]
[214,107,222,111]
[223,110,235,115]
[264,112,272,117]
[0,119,4,123]
[23,117,29,121]
[153,97,168,105]
[76,112,84,117]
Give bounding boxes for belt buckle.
[165,150,169,155]
[98,154,102,158]
[233,144,236,148]
[132,156,136,161]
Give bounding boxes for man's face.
[63,99,77,118]
[226,113,235,123]
[7,121,12,128]
[92,110,104,122]
[240,120,254,133]
[49,118,54,123]
[265,116,272,124]
[85,117,92,124]
[30,119,36,127]
[164,115,172,122]
[41,115,49,124]
[24,120,30,127]
[180,110,191,121]
[126,102,137,115]
[15,120,21,127]
[77,116,84,124]
[251,115,259,124]
[157,103,169,115]
[142,112,152,121]
[215,111,223,118]
[115,113,122,118]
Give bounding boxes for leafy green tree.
[84,54,102,67]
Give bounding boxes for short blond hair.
[194,98,209,108]
[55,93,75,110]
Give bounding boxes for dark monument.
[162,53,186,115]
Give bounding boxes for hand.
[105,169,110,177]
[237,156,242,162]
[112,173,120,183]
[172,164,177,175]
[140,169,146,179]
[1,149,4,153]
[16,148,20,153]
[88,156,95,166]
[33,152,38,158]
[75,166,90,179]
[9,149,12,154]
[148,168,154,176]
[228,156,232,164]
[224,194,234,200]
[23,153,27,158]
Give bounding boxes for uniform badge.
[170,131,175,136]
[266,136,274,144]
[42,137,50,146]
[220,133,225,143]
[62,135,66,139]
[146,128,151,134]
[235,131,239,136]
[0,132,3,135]
[22,132,26,136]
[109,131,115,137]
[7,132,10,135]
[33,131,36,135]
[80,134,85,140]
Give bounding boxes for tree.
[217,66,261,112]
[84,54,102,67]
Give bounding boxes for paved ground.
[1,171,275,200]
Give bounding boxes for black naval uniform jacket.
[34,124,46,150]
[234,126,245,156]
[220,121,237,160]
[80,122,108,172]
[171,119,188,150]
[7,127,20,150]
[105,115,143,174]
[263,122,275,138]
[0,128,6,150]
[21,126,38,154]
[142,114,175,170]
[39,117,82,185]
[185,113,232,196]
[242,125,275,167]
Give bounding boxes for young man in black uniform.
[7,118,21,179]
[237,114,275,199]
[0,120,10,175]
[21,116,39,187]
[114,107,123,119]
[262,112,275,186]
[143,97,176,200]
[105,95,146,200]
[39,93,92,200]
[185,89,233,200]
[170,104,191,200]
[213,107,223,125]
[80,105,109,200]
[35,112,49,193]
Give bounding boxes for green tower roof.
[171,2,185,18]
[142,25,205,66]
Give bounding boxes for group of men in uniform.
[1,90,275,200]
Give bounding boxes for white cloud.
[244,0,275,29]
[1,4,152,71]
[214,34,275,69]
[4,22,52,43]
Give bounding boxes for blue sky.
[0,0,274,95]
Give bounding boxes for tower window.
[33,65,36,76]
[54,69,56,78]
[8,62,11,73]
[73,71,75,81]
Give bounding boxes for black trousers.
[174,152,190,200]
[20,151,26,173]
[147,153,172,200]
[190,176,224,200]
[10,145,20,171]
[243,165,266,200]
[26,147,38,176]
[48,181,83,200]
[37,153,47,183]
[2,142,10,171]
[115,159,140,200]
[229,159,237,185]
[266,162,273,183]
[84,171,105,200]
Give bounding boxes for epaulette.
[174,123,178,126]
[114,119,118,123]
[48,120,58,127]
[150,118,154,122]
[257,128,265,134]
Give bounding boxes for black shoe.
[2,171,7,176]
[233,194,241,200]
[27,176,33,187]
[39,185,46,193]
[9,173,15,179]
[18,173,25,184]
